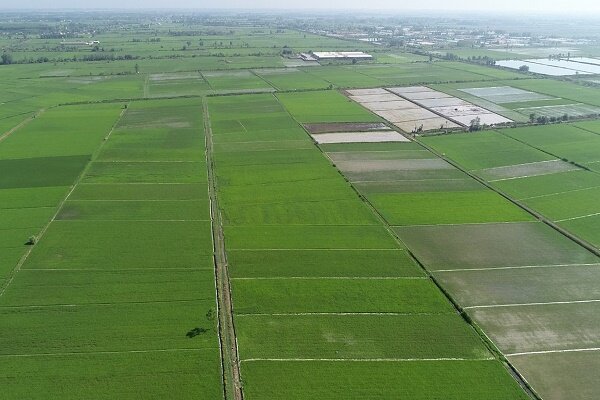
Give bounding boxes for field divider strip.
[507,347,600,357]
[0,298,211,309]
[465,299,600,309]
[235,312,449,317]
[230,276,427,280]
[431,263,600,273]
[518,184,600,201]
[555,212,600,222]
[0,104,129,298]
[0,348,205,358]
[0,108,46,143]
[204,98,244,400]
[240,357,494,362]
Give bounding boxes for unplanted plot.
[435,263,600,307]
[478,160,578,181]
[236,314,491,359]
[395,222,599,270]
[231,278,452,314]
[311,131,409,144]
[470,302,600,354]
[228,249,423,278]
[509,351,600,400]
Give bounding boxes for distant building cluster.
[300,51,373,61]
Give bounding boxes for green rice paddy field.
[3,15,600,400]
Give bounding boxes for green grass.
[0,351,223,400]
[231,278,453,314]
[24,219,213,271]
[236,314,491,359]
[222,199,380,226]
[421,131,555,170]
[241,360,530,400]
[491,170,600,199]
[83,161,207,184]
[0,186,68,209]
[276,91,381,123]
[228,249,423,278]
[369,191,533,226]
[1,269,216,306]
[70,183,208,200]
[562,215,600,247]
[57,199,211,221]
[224,225,399,250]
[0,300,216,354]
[523,187,600,221]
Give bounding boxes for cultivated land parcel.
[2,11,600,400]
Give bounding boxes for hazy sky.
[2,0,599,14]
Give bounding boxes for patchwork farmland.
[2,10,600,400]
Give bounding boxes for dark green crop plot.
[0,155,89,189]
[228,249,423,278]
[236,313,491,359]
[241,360,530,400]
[231,278,453,314]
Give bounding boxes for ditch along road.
[203,99,244,400]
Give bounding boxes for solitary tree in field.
[1,53,13,65]
[134,63,139,74]
[519,65,529,72]
[529,113,536,123]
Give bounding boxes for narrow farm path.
[203,99,244,400]
[0,108,46,143]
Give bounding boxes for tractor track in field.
[203,99,244,400]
